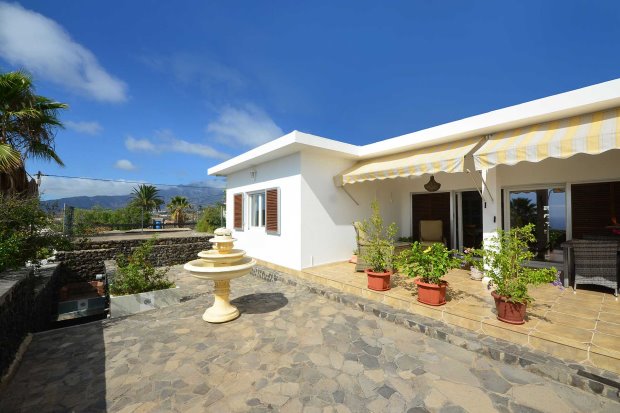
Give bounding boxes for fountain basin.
[184,257,256,280]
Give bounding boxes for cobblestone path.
[1,273,618,412]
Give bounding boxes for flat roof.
[208,78,620,176]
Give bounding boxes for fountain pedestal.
[183,228,256,323]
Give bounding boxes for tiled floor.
[298,261,620,374]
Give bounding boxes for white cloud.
[0,2,127,102]
[65,120,102,135]
[140,53,244,94]
[206,104,283,148]
[39,176,139,200]
[125,136,157,152]
[125,130,229,160]
[114,159,136,170]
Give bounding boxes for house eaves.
[208,77,620,177]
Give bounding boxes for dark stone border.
[250,265,620,403]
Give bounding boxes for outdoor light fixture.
[424,175,441,192]
[249,168,257,181]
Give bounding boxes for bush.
[482,224,557,304]
[74,205,148,235]
[398,242,459,285]
[196,203,225,233]
[110,237,174,295]
[0,195,69,272]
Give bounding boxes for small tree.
[130,184,163,231]
[482,224,557,304]
[167,196,191,227]
[359,200,397,272]
[196,202,225,233]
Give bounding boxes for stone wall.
[0,264,60,379]
[56,235,213,283]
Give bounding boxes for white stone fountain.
[184,228,256,323]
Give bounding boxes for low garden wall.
[0,264,60,380]
[56,235,213,283]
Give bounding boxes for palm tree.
[0,71,67,176]
[167,196,191,227]
[131,184,163,231]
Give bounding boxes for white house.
[208,79,620,272]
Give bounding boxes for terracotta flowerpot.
[491,291,526,325]
[365,269,392,291]
[415,279,448,306]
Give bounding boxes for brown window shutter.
[233,193,243,230]
[266,188,279,234]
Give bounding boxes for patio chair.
[419,220,446,247]
[572,239,619,296]
[354,221,369,272]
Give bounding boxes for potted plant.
[399,242,459,305]
[359,200,398,291]
[482,224,557,324]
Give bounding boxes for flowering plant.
[398,242,459,285]
[463,247,484,271]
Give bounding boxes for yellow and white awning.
[334,137,481,186]
[474,108,620,170]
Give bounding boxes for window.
[250,192,266,227]
[508,187,566,262]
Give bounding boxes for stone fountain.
[184,228,256,323]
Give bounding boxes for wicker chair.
[572,239,619,296]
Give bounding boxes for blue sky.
[1,1,619,199]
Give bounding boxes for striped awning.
[334,137,481,186]
[474,108,620,170]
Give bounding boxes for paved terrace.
[299,262,620,375]
[1,266,619,412]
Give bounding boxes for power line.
[36,172,225,190]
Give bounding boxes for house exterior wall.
[226,153,302,270]
[299,151,402,268]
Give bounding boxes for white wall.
[226,153,303,270]
[299,150,404,268]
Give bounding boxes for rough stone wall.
[56,236,212,282]
[0,264,60,379]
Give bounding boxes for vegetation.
[196,202,225,233]
[111,237,174,295]
[130,184,163,231]
[167,196,191,227]
[0,71,67,173]
[477,224,557,304]
[398,242,459,285]
[0,195,69,272]
[359,200,397,273]
[73,205,147,235]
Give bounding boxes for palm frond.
[0,143,23,172]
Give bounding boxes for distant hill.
[42,183,225,210]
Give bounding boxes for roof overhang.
[207,131,359,176]
[208,78,620,177]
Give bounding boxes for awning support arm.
[340,185,359,206]
[466,169,494,203]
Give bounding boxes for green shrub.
[196,203,225,233]
[398,242,459,285]
[482,224,557,304]
[110,237,174,295]
[74,205,147,235]
[359,200,398,272]
[0,195,69,272]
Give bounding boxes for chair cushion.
[420,220,443,242]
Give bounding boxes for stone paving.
[1,269,619,412]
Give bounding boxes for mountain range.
[42,183,225,210]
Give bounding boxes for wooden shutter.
[265,188,280,234]
[233,193,244,231]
